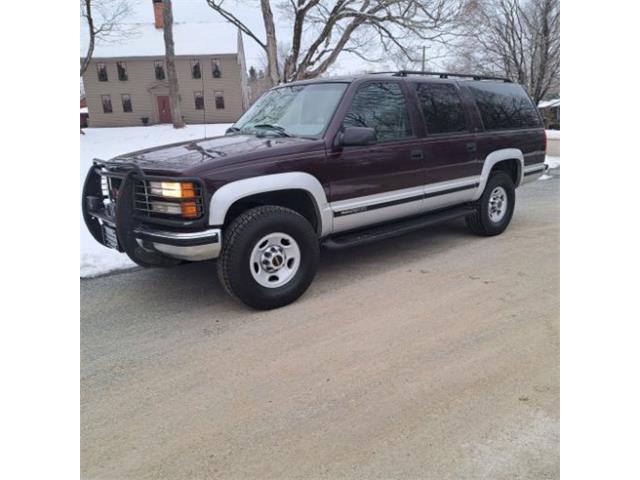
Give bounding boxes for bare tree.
[162,0,185,128]
[206,0,464,85]
[450,0,559,104]
[261,0,281,85]
[80,0,134,76]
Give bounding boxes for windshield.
[232,83,348,137]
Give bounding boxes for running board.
[322,206,475,250]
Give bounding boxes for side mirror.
[339,127,376,147]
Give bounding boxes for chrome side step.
[322,206,475,250]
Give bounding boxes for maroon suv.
[83,71,547,309]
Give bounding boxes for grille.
[99,170,123,218]
[102,224,120,249]
[133,179,205,220]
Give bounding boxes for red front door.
[157,95,172,123]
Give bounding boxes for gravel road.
[81,173,559,479]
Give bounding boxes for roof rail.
[392,70,512,82]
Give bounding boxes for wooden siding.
[83,54,246,127]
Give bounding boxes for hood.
[103,134,319,175]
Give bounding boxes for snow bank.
[80,123,231,278]
[545,155,560,170]
[545,129,560,140]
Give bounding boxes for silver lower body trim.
[521,163,547,185]
[330,176,480,234]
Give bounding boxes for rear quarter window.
[468,83,542,130]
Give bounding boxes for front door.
[326,81,426,234]
[157,95,172,123]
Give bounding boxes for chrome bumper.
[134,227,222,261]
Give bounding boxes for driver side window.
[342,82,413,143]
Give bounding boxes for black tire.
[466,171,516,236]
[217,205,319,310]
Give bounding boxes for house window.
[101,95,113,113]
[121,94,133,112]
[212,59,222,78]
[97,63,108,82]
[117,62,128,81]
[214,91,225,109]
[191,59,201,79]
[194,91,204,110]
[155,60,165,80]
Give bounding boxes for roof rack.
[391,70,512,82]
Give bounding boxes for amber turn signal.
[180,182,196,198]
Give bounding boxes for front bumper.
[134,226,222,261]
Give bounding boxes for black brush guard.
[82,160,209,267]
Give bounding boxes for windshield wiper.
[252,123,293,137]
[225,126,241,135]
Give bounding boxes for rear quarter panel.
[475,129,546,168]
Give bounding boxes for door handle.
[466,143,477,153]
[410,149,424,160]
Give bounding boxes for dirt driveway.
[81,173,559,479]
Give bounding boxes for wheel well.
[490,159,521,185]
[224,189,320,233]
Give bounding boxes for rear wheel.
[466,171,516,236]
[217,206,319,309]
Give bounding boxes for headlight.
[149,181,195,198]
[148,181,200,219]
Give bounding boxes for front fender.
[208,172,332,237]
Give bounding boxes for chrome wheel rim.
[250,232,301,288]
[488,186,508,223]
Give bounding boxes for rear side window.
[415,83,468,134]
[468,82,542,130]
[343,82,413,143]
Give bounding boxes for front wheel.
[217,206,319,309]
[466,171,516,236]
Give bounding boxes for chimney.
[153,0,164,29]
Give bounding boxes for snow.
[545,155,560,169]
[538,98,560,109]
[80,123,231,278]
[545,129,560,140]
[80,22,240,58]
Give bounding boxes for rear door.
[413,81,481,211]
[326,80,426,233]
